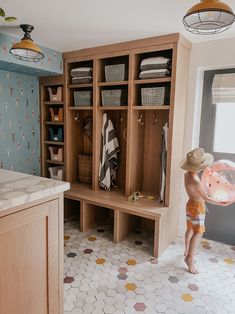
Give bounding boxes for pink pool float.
[201,160,235,203]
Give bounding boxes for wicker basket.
[74,91,92,106]
[105,64,126,82]
[48,87,62,102]
[141,87,166,105]
[102,89,127,106]
[78,154,92,184]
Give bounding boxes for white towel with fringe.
[99,113,120,190]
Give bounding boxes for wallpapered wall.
[0,70,40,175]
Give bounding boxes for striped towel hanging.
[99,113,120,190]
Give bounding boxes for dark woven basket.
[78,154,92,184]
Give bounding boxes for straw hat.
[180,148,214,172]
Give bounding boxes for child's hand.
[219,200,233,206]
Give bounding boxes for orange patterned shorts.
[186,200,206,234]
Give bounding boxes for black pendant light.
[9,24,44,62]
[183,0,235,35]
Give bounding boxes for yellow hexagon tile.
[201,240,209,245]
[88,236,97,241]
[64,235,70,241]
[125,283,137,291]
[181,293,193,302]
[95,258,106,265]
[224,258,235,265]
[127,259,136,266]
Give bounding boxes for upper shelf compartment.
[68,59,93,86]
[133,49,173,82]
[98,55,129,85]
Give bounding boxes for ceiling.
[1,0,235,52]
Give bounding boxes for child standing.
[181,148,229,274]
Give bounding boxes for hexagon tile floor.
[64,219,235,314]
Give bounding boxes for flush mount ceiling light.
[9,24,44,62]
[183,0,235,35]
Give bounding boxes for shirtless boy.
[181,148,230,274]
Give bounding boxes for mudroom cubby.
[96,109,128,193]
[41,34,191,257]
[129,109,169,202]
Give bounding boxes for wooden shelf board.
[68,106,93,110]
[65,183,168,219]
[68,83,93,89]
[133,105,170,110]
[98,81,128,87]
[134,77,171,85]
[98,106,128,110]
[45,159,64,165]
[44,141,64,145]
[44,121,64,125]
[44,101,64,105]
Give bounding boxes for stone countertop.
[0,169,70,212]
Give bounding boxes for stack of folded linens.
[71,67,93,84]
[139,57,170,79]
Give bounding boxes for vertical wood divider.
[64,61,70,182]
[125,53,134,197]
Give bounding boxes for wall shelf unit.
[40,33,191,257]
[40,75,65,180]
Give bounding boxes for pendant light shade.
[183,0,235,35]
[10,24,44,62]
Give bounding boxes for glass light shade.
[183,0,235,35]
[10,38,44,62]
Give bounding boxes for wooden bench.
[65,184,177,257]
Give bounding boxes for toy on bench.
[128,191,155,203]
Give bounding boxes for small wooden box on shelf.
[40,75,65,180]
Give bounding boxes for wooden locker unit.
[40,33,191,257]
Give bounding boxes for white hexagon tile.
[64,219,235,314]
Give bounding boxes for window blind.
[212,73,235,103]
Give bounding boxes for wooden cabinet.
[40,33,191,257]
[40,75,65,180]
[0,195,64,314]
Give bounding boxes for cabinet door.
[0,199,62,314]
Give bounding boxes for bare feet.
[184,250,199,256]
[184,257,199,274]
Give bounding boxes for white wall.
[179,37,235,235]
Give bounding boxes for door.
[199,69,235,245]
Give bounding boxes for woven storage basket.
[49,108,63,122]
[48,166,64,181]
[78,154,92,184]
[105,64,126,82]
[141,87,166,105]
[74,91,92,106]
[102,89,127,106]
[48,87,62,102]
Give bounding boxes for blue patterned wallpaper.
[0,69,40,175]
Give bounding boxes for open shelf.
[134,77,171,85]
[133,105,170,110]
[98,81,128,87]
[44,141,64,145]
[44,121,64,125]
[98,106,128,110]
[68,106,93,110]
[68,83,93,89]
[44,101,64,105]
[45,159,64,165]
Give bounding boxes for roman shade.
[212,73,235,103]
